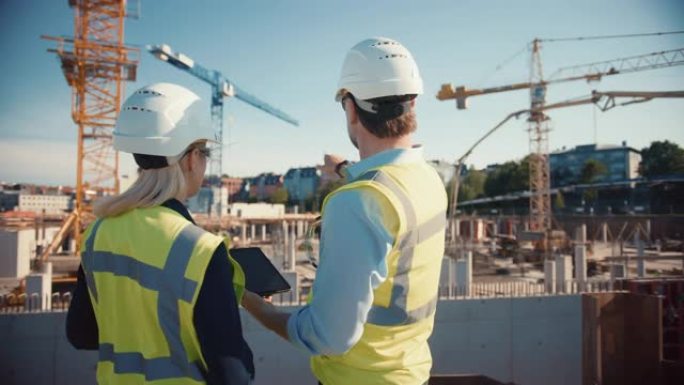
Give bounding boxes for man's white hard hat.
[114,82,217,157]
[335,37,423,102]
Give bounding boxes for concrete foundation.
[1,293,660,385]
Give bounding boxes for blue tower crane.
[148,44,299,218]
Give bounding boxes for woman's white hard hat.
[114,82,217,157]
[335,37,423,102]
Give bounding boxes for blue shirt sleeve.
[286,187,397,355]
[195,243,255,384]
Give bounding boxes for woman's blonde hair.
[93,163,187,218]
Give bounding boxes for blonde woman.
[66,83,254,385]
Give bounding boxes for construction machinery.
[41,0,140,260]
[147,44,299,219]
[438,37,684,239]
[446,89,684,247]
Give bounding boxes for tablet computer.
[230,247,291,297]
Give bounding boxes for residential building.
[550,142,641,187]
[0,191,19,212]
[186,186,228,215]
[0,191,70,214]
[248,173,284,201]
[284,167,320,202]
[221,176,244,201]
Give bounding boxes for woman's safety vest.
[312,161,447,385]
[80,205,245,384]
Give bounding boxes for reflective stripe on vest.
[81,220,207,382]
[356,169,446,326]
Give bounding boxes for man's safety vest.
[80,205,245,384]
[312,161,447,385]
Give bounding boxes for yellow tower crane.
[40,0,140,262]
[438,37,684,241]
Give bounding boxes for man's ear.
[348,100,359,125]
[179,150,193,173]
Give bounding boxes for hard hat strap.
[133,153,170,170]
[354,97,413,122]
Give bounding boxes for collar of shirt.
[345,145,425,181]
[161,198,196,224]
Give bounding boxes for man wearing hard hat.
[243,37,447,385]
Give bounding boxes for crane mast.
[528,39,552,233]
[42,0,139,258]
[148,44,299,221]
[438,39,684,245]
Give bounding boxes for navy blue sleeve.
[195,243,255,385]
[66,265,99,350]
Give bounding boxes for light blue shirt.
[286,146,425,355]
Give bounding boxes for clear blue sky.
[1,0,683,185]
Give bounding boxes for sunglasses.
[183,146,211,159]
[197,147,211,158]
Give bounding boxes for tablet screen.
[230,247,292,297]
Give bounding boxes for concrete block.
[544,260,556,293]
[574,245,587,287]
[439,257,455,298]
[456,252,472,296]
[26,276,52,312]
[555,255,572,293]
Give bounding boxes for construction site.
[1,1,684,384]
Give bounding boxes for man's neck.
[359,134,412,159]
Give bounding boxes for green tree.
[580,159,607,184]
[580,159,607,204]
[639,140,684,178]
[554,190,565,210]
[483,157,529,197]
[270,187,289,204]
[457,167,486,202]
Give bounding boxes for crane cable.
[539,30,684,43]
[474,45,528,87]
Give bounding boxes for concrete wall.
[0,296,608,385]
[0,227,61,279]
[0,230,20,278]
[0,307,315,385]
[228,203,285,218]
[431,296,582,385]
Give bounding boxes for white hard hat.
[114,83,217,157]
[335,37,423,102]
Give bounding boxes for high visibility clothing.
[80,205,245,384]
[312,161,447,385]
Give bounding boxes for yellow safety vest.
[312,161,447,385]
[80,205,245,384]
